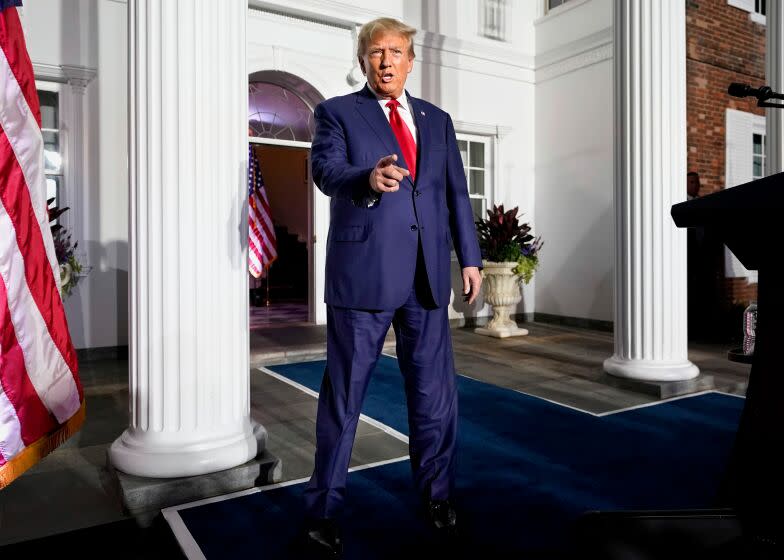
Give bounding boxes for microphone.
[728,82,772,100]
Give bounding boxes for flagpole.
[265,265,271,307]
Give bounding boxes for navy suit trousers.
[303,243,459,518]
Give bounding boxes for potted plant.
[474,204,543,338]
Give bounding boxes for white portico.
[20,0,779,479]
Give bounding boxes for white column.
[109,0,262,477]
[604,0,699,382]
[767,0,784,175]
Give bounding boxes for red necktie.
[386,99,417,181]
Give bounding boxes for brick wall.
[686,0,762,322]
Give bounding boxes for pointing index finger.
[377,154,398,167]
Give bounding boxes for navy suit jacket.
[311,84,482,310]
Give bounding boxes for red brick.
[687,0,761,306]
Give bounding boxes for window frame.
[36,80,67,217]
[456,132,493,223]
[752,133,765,180]
[724,108,763,283]
[728,0,766,24]
[478,0,508,42]
[752,114,766,181]
[546,0,575,14]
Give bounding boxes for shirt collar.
[367,83,410,112]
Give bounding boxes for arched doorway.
[248,71,324,327]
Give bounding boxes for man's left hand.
[462,266,482,305]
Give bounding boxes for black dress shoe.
[427,499,458,537]
[304,518,342,558]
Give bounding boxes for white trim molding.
[534,0,593,25]
[535,27,613,83]
[248,0,392,27]
[33,63,96,88]
[453,119,512,138]
[415,32,535,83]
[249,2,536,84]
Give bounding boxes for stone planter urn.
[474,260,529,338]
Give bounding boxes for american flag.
[0,0,84,488]
[248,144,277,278]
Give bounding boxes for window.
[457,135,491,220]
[725,108,764,281]
[728,0,766,23]
[479,0,507,41]
[753,132,765,180]
[547,0,575,11]
[248,82,315,142]
[38,87,63,211]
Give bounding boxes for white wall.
[535,0,611,54]
[534,0,614,322]
[25,0,128,349]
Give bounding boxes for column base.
[109,420,266,478]
[474,326,529,338]
[604,356,700,382]
[108,449,282,526]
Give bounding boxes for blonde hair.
[357,17,416,60]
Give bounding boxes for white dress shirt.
[368,84,417,144]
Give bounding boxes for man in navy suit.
[303,17,482,555]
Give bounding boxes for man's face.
[359,31,414,99]
[687,175,700,197]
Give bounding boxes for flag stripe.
[0,273,57,446]
[248,145,277,275]
[250,214,276,262]
[0,45,82,401]
[0,135,81,423]
[248,252,263,278]
[250,199,277,258]
[255,195,276,249]
[0,1,84,483]
[0,42,64,301]
[0,275,24,463]
[248,232,265,265]
[0,6,41,128]
[249,198,276,260]
[0,384,23,463]
[249,225,274,270]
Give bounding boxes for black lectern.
[569,175,783,559]
[672,172,784,545]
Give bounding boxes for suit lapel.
[355,85,416,189]
[355,85,400,160]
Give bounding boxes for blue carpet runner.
[177,356,743,559]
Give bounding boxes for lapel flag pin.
[421,111,425,116]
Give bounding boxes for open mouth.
[381,72,394,83]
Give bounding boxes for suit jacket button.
[410,225,418,231]
[414,191,421,197]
